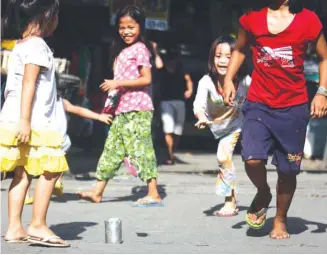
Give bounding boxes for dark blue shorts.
[241,100,310,175]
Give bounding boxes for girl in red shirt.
[223,0,327,239]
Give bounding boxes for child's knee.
[42,171,62,180]
[245,159,264,168]
[277,171,297,182]
[217,153,233,168]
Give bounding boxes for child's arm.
[18,64,40,143]
[223,28,249,106]
[63,99,112,124]
[100,66,152,92]
[151,41,164,69]
[184,73,194,99]
[193,78,212,129]
[311,33,327,118]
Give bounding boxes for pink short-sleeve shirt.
[114,42,154,115]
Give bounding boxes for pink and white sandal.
[215,207,239,217]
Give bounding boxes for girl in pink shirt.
[78,6,163,207]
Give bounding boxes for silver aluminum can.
[105,218,123,244]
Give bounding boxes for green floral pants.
[95,111,158,181]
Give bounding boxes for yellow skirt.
[0,123,69,176]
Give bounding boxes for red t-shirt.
[240,8,322,108]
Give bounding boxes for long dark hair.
[109,5,152,68]
[207,35,249,85]
[2,0,59,39]
[246,0,304,14]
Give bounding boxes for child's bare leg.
[270,171,296,239]
[53,172,64,196]
[216,191,238,216]
[25,185,31,199]
[147,178,161,201]
[77,180,108,203]
[134,178,162,205]
[28,171,67,245]
[5,167,32,241]
[55,172,63,183]
[245,159,271,224]
[224,190,237,209]
[164,133,174,163]
[133,146,162,204]
[26,186,31,197]
[24,185,34,205]
[77,114,124,203]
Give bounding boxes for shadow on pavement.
[74,174,96,181]
[156,155,190,166]
[51,193,80,203]
[203,203,248,216]
[231,217,327,237]
[201,169,327,176]
[107,184,167,203]
[49,221,98,241]
[51,185,167,204]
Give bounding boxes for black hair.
[109,5,152,69]
[2,0,59,39]
[288,0,304,13]
[246,0,304,14]
[208,35,249,85]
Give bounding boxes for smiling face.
[118,15,140,45]
[214,43,232,76]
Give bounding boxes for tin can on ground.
[105,218,123,244]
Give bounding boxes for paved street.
[1,151,327,253]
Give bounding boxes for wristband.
[317,86,327,97]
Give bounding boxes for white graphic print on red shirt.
[257,46,295,68]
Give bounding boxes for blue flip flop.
[132,197,164,207]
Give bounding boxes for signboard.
[109,0,170,31]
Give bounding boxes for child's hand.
[184,89,192,99]
[195,118,213,129]
[311,94,327,118]
[100,80,118,92]
[98,114,113,125]
[17,119,31,144]
[223,79,236,106]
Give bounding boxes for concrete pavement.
[1,150,327,253]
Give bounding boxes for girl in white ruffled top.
[193,35,251,217]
